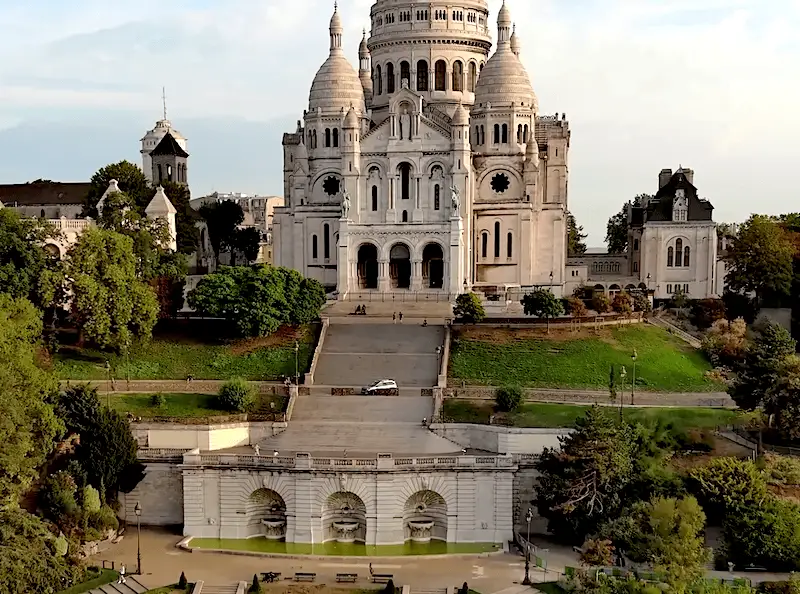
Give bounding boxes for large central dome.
[308,5,366,113]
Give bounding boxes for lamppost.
[619,366,627,422]
[631,349,638,406]
[549,271,554,287]
[435,346,443,371]
[646,273,651,291]
[523,507,533,585]
[134,501,142,575]
[294,340,299,386]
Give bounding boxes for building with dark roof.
[0,181,89,219]
[150,132,189,186]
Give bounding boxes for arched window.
[312,130,317,148]
[480,126,485,144]
[325,128,331,147]
[157,164,163,182]
[494,221,501,258]
[376,65,383,95]
[474,126,479,144]
[402,210,408,222]
[400,61,410,87]
[684,246,691,267]
[417,60,429,91]
[452,60,463,91]
[674,239,683,267]
[481,232,488,258]
[332,129,339,148]
[387,63,395,94]
[517,124,522,143]
[667,246,674,267]
[372,186,378,211]
[434,60,446,91]
[40,208,45,218]
[523,124,529,142]
[501,124,508,143]
[323,223,330,259]
[400,163,411,200]
[468,62,477,92]
[633,238,639,251]
[434,184,440,210]
[507,232,513,258]
[493,124,500,144]
[312,235,318,259]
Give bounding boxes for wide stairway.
[88,577,147,594]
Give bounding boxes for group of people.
[353,304,368,315]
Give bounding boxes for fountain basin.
[407,519,435,543]
[261,518,287,540]
[332,521,360,543]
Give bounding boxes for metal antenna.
[162,87,167,120]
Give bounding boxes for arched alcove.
[322,492,367,543]
[357,243,379,289]
[389,243,411,289]
[403,490,447,543]
[422,243,444,289]
[247,489,287,540]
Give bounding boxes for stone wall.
[512,467,548,535]
[444,389,733,407]
[119,463,183,526]
[304,318,329,386]
[430,424,569,454]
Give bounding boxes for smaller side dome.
[510,24,520,56]
[359,29,369,59]
[452,102,469,126]
[330,2,343,32]
[498,0,512,26]
[343,105,359,128]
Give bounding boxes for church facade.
[273,0,571,298]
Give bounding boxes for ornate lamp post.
[619,366,627,422]
[631,349,638,406]
[134,501,142,575]
[522,507,533,585]
[294,340,299,385]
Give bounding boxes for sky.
[0,0,798,244]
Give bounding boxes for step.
[291,395,433,423]
[92,577,147,594]
[200,586,239,594]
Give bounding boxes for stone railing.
[304,317,329,385]
[47,218,93,232]
[182,450,516,470]
[138,448,191,461]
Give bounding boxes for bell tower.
[150,132,190,186]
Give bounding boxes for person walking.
[399,311,403,323]
[393,312,397,324]
[254,444,260,456]
[117,564,126,584]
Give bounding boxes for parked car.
[361,379,398,395]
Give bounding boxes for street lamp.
[631,349,638,405]
[523,507,533,585]
[619,366,627,422]
[134,501,142,575]
[294,340,299,386]
[646,273,651,291]
[435,346,443,371]
[549,271,554,286]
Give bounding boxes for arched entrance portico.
[357,244,379,289]
[422,243,444,289]
[389,243,411,289]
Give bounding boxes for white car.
[361,379,398,394]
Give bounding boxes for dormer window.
[673,189,688,222]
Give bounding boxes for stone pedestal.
[337,219,350,297]
[449,215,464,296]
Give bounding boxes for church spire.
[162,86,168,120]
[497,0,512,47]
[329,2,343,52]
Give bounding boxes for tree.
[568,212,588,256]
[592,293,611,314]
[84,161,151,218]
[0,295,62,508]
[579,538,615,567]
[701,318,748,368]
[566,296,588,318]
[722,499,800,571]
[605,207,628,254]
[66,227,159,351]
[233,227,263,265]
[453,292,486,323]
[690,299,727,330]
[632,293,652,313]
[249,574,262,593]
[495,386,523,413]
[611,292,633,315]
[535,406,636,543]
[199,200,245,264]
[521,288,564,331]
[687,457,768,523]
[188,265,325,337]
[726,215,796,307]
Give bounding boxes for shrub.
[592,293,611,314]
[217,378,255,413]
[460,582,469,594]
[566,296,588,318]
[611,292,633,314]
[83,527,102,542]
[762,454,800,486]
[53,534,68,557]
[89,504,119,532]
[38,471,79,529]
[178,572,188,589]
[688,457,768,522]
[453,292,486,322]
[690,299,727,330]
[722,499,800,571]
[249,574,262,593]
[82,485,101,514]
[495,386,523,413]
[383,579,395,594]
[150,393,166,407]
[633,292,652,313]
[701,318,748,368]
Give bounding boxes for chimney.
[682,168,694,185]
[659,169,673,189]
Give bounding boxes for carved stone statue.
[341,190,351,219]
[450,184,460,211]
[399,108,411,140]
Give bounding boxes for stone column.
[449,215,464,296]
[378,259,391,292]
[412,259,423,291]
[337,220,350,298]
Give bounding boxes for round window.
[323,176,340,196]
[491,173,510,193]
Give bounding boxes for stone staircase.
[198,585,239,594]
[87,576,147,594]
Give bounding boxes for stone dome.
[308,5,366,113]
[343,105,359,128]
[452,102,469,126]
[510,25,520,55]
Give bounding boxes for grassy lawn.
[442,400,740,431]
[106,392,287,419]
[51,325,316,381]
[449,325,722,392]
[58,568,117,594]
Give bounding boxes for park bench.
[336,573,358,583]
[372,574,394,584]
[261,572,281,582]
[295,572,317,582]
[742,566,767,572]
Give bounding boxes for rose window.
[323,176,340,196]
[491,173,510,193]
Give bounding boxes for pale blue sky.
[0,0,798,244]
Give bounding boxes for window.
[684,284,690,294]
[434,184,440,210]
[633,261,639,273]
[325,128,331,147]
[372,186,378,211]
[494,222,501,258]
[376,65,383,95]
[332,128,339,148]
[417,60,428,91]
[501,124,508,143]
[387,63,395,94]
[402,210,408,222]
[684,246,690,267]
[480,125,485,144]
[481,232,488,258]
[400,61,410,87]
[523,124,529,142]
[667,284,673,294]
[674,239,683,267]
[157,164,163,182]
[633,238,639,251]
[312,130,317,148]
[507,232,513,258]
[667,246,674,267]
[468,62,477,92]
[517,124,522,144]
[323,224,330,259]
[493,124,500,144]
[434,60,446,91]
[312,235,318,259]
[400,163,411,199]
[452,60,463,91]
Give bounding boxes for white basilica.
[273,0,571,298]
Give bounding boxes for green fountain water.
[190,538,501,556]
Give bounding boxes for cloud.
[0,0,797,243]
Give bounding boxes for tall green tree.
[726,215,796,306]
[453,292,486,323]
[0,295,62,509]
[535,406,637,543]
[567,212,588,256]
[199,200,245,264]
[66,227,159,351]
[84,160,151,218]
[605,207,629,254]
[521,288,564,332]
[233,227,263,265]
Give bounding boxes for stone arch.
[422,242,445,289]
[426,160,448,177]
[314,475,376,519]
[388,242,412,289]
[593,283,606,295]
[246,488,287,540]
[403,490,448,542]
[396,476,456,542]
[234,474,296,539]
[43,243,62,259]
[357,242,380,289]
[321,491,367,543]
